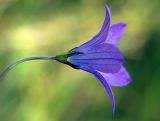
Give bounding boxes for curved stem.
[0,56,55,79]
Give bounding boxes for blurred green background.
[0,0,160,121]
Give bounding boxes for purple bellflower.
[0,5,131,116]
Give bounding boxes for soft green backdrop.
[0,0,160,121]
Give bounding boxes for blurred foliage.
[0,0,160,121]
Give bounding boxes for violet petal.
[99,66,132,87]
[105,22,127,46]
[68,58,122,73]
[76,43,121,54]
[69,52,124,62]
[76,5,111,51]
[68,43,123,73]
[68,52,123,73]
[79,66,115,116]
[72,44,124,62]
[77,63,121,73]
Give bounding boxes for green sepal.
[55,49,82,68]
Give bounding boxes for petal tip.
[118,22,127,27]
[125,76,132,86]
[111,96,115,117]
[104,4,111,19]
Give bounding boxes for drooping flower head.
[0,4,131,116]
[55,5,132,115]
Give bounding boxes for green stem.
[0,56,55,79]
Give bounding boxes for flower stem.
[0,56,55,79]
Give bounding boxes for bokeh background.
[0,0,160,121]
